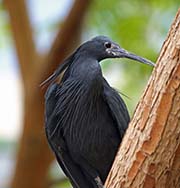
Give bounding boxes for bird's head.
[40,36,155,87]
[79,36,155,66]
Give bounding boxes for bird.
[41,36,155,188]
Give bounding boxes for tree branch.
[38,0,91,84]
[105,9,180,188]
[3,0,37,85]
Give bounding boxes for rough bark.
[3,0,91,188]
[105,9,180,188]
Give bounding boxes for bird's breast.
[60,81,119,153]
[53,78,120,177]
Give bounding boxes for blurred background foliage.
[0,0,179,187]
[86,0,179,114]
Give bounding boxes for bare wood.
[3,0,37,85]
[105,9,180,188]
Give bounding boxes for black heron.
[41,36,154,188]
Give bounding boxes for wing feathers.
[103,79,130,138]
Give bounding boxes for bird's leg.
[75,157,105,188]
[95,176,105,188]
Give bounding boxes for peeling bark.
[105,9,180,188]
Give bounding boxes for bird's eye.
[104,42,111,48]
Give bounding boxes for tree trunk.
[3,0,91,188]
[105,9,180,188]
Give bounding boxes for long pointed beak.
[113,47,155,66]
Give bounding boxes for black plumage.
[41,36,154,188]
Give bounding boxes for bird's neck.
[71,57,104,96]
